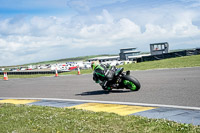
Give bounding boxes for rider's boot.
[126,70,130,75]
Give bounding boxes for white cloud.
[0,18,30,35]
[0,4,200,66]
[112,18,141,38]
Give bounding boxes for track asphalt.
[1,67,200,125]
[0,98,200,125]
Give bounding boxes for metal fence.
[137,49,200,62]
[0,71,63,75]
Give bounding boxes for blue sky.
[0,0,200,66]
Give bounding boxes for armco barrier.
[137,50,199,62]
[0,71,64,75]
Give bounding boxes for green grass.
[1,56,200,132]
[120,55,200,71]
[2,69,93,79]
[0,104,199,133]
[2,55,200,79]
[59,69,93,75]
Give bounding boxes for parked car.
[10,68,18,71]
[20,68,26,71]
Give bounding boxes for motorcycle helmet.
[91,61,99,70]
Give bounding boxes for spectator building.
[119,48,141,60]
[87,56,120,62]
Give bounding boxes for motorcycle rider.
[91,61,115,91]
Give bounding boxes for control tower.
[150,42,169,55]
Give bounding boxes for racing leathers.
[92,64,115,90]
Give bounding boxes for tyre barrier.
[0,71,64,75]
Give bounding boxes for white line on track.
[1,97,200,110]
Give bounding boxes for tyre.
[123,75,141,91]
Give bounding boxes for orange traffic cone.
[4,72,8,81]
[77,66,81,75]
[55,68,58,77]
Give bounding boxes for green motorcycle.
[98,67,141,91]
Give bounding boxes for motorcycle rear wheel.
[123,75,141,91]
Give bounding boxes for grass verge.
[2,55,200,79]
[2,69,93,79]
[0,103,199,133]
[120,54,200,71]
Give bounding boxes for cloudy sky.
[0,0,200,66]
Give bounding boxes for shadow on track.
[76,90,131,96]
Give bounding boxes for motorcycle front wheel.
[123,75,141,91]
